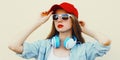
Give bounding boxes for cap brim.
[48,4,63,14]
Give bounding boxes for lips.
[57,24,64,28]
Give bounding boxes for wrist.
[82,27,97,39]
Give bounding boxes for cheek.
[68,19,72,27]
[64,21,72,28]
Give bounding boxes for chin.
[57,29,65,33]
[58,30,70,33]
[57,28,72,33]
[57,30,64,33]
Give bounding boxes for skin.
[53,9,73,57]
[8,9,111,57]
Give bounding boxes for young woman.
[8,2,111,60]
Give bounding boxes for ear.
[79,20,85,27]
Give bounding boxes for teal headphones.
[51,35,77,49]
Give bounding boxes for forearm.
[83,28,111,46]
[8,21,44,53]
[8,11,52,53]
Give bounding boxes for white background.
[0,0,119,60]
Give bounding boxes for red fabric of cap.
[48,2,78,18]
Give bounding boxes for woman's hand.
[39,11,53,24]
[79,20,111,46]
[79,20,87,34]
[8,11,53,54]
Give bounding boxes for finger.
[42,11,47,14]
[41,11,48,16]
[41,11,47,14]
[41,12,45,15]
[47,11,53,17]
[44,11,48,13]
[79,21,85,26]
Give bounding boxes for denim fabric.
[18,39,110,60]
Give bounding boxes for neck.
[59,30,72,41]
[58,30,72,48]
[59,33,72,41]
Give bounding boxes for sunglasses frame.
[52,14,72,20]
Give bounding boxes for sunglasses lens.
[52,14,70,20]
[62,14,69,20]
[53,14,58,20]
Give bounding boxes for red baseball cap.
[48,2,78,18]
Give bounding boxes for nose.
[57,17,63,22]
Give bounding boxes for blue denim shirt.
[19,39,110,60]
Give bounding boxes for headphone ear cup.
[52,35,60,48]
[64,37,76,49]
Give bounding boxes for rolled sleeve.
[86,40,110,59]
[17,40,42,59]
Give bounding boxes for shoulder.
[35,39,51,46]
[40,39,51,46]
[74,40,110,51]
[24,39,51,48]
